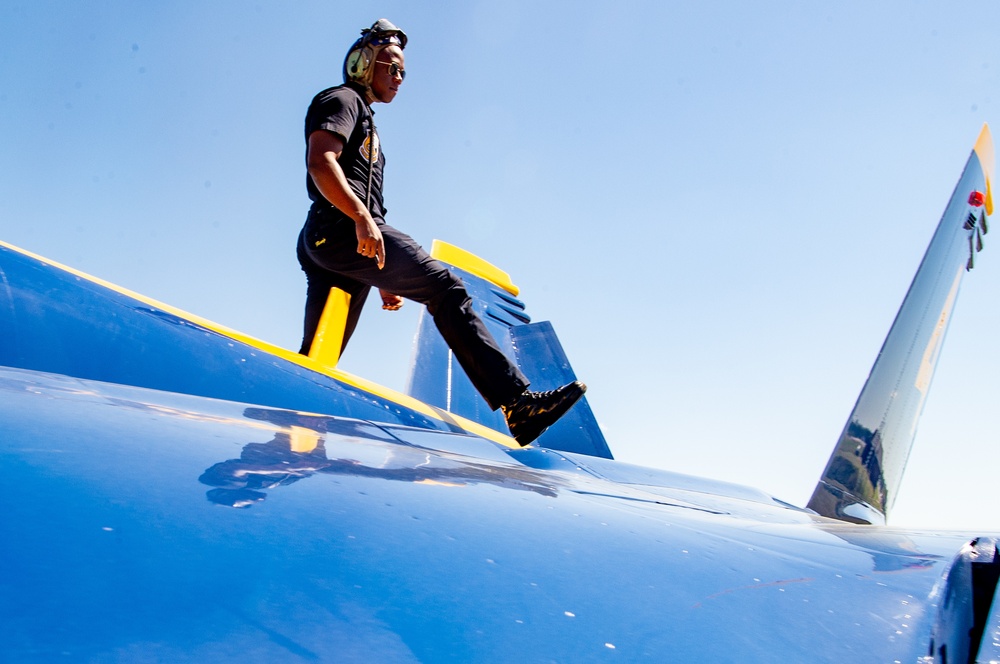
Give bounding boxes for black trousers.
[296,207,529,410]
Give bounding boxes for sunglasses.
[376,60,406,81]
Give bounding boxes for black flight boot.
[501,380,587,447]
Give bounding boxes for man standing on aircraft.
[295,19,584,446]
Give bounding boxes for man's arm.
[306,129,385,269]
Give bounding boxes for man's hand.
[355,217,386,269]
[379,289,403,311]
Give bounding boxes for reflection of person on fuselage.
[198,412,559,508]
[294,18,584,446]
[199,433,329,508]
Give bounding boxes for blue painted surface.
[0,242,608,456]
[407,264,611,458]
[0,367,987,662]
[509,322,611,458]
[2,130,999,660]
[0,245,465,435]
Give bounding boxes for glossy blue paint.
[0,244,467,435]
[0,367,989,661]
[407,264,610,458]
[0,243,604,454]
[1,128,998,661]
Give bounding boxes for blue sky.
[2,1,998,530]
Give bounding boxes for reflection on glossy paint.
[3,365,996,661]
[914,269,961,395]
[198,408,561,507]
[808,143,992,525]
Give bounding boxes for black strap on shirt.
[365,115,376,212]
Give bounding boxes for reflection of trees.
[822,420,887,517]
[846,421,873,441]
[198,409,559,508]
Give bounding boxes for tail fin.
[406,241,612,459]
[807,124,995,524]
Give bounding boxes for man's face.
[370,45,404,103]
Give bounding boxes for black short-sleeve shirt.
[304,83,386,218]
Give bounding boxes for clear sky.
[2,1,998,531]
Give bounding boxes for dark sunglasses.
[376,60,406,81]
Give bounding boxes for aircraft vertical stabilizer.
[807,124,994,524]
[407,241,612,458]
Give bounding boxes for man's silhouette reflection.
[199,408,558,507]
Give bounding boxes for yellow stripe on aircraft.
[430,240,520,296]
[0,239,520,449]
[974,123,994,216]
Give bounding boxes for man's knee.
[426,281,471,318]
